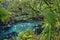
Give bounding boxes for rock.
[33,25,43,35]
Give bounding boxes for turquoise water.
[0,21,42,39]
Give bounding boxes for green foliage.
[43,8,56,26]
[2,0,60,40]
[0,0,5,3]
[0,7,10,22]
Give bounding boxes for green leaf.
[0,7,10,22]
[43,8,56,26]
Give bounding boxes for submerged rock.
[4,32,18,39]
[33,25,43,35]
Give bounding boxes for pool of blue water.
[0,21,42,39]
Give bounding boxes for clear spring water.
[0,21,42,39]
